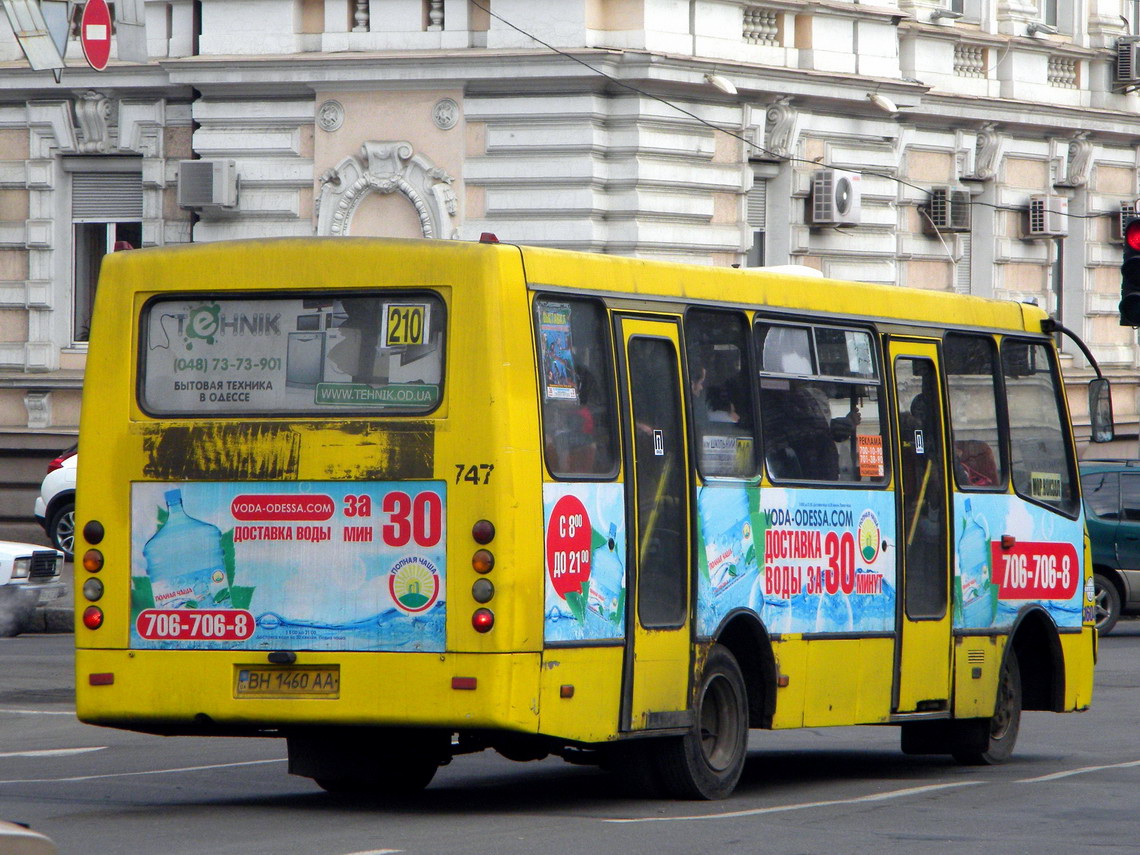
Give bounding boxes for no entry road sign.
[80,0,112,71]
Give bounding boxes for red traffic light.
[1121,217,1140,325]
[1127,218,1140,252]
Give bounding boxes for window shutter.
[72,172,143,219]
[747,176,767,230]
[956,233,972,293]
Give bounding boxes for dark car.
[1080,459,1140,634]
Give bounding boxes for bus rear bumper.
[75,648,544,736]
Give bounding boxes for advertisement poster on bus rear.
[128,481,446,651]
[696,485,897,636]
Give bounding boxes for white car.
[33,446,76,559]
[0,540,66,636]
[0,821,57,855]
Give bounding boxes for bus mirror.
[1089,378,1114,444]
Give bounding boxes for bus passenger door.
[615,317,693,732]
[889,340,952,713]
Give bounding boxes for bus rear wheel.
[288,728,446,796]
[656,644,748,800]
[314,756,439,796]
[952,654,1021,766]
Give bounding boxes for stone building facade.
[2,0,1140,528]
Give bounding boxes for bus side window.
[944,334,1006,490]
[535,297,619,479]
[755,323,887,484]
[1000,339,1078,514]
[685,309,757,479]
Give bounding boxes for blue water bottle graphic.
[143,489,231,609]
[957,498,997,627]
[587,522,625,627]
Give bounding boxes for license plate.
[234,666,340,698]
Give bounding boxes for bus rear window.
[140,293,445,416]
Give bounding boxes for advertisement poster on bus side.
[952,493,1085,630]
[129,481,446,651]
[696,485,897,636]
[542,483,627,643]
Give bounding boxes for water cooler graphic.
[286,312,326,388]
[956,498,997,627]
[143,489,232,609]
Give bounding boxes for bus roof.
[100,237,1044,336]
[515,243,1043,335]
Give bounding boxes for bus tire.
[315,755,439,796]
[290,729,444,796]
[656,644,748,800]
[952,654,1021,766]
[1093,573,1121,635]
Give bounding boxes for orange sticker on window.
[857,435,884,477]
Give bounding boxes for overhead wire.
[466,0,1105,225]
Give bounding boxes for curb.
[25,607,74,634]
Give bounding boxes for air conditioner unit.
[1116,36,1140,85]
[810,169,861,226]
[1119,200,1138,241]
[177,160,239,209]
[1027,194,1068,238]
[921,186,971,234]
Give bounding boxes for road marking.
[0,708,75,716]
[603,780,985,823]
[1016,758,1140,783]
[0,747,105,759]
[339,850,404,855]
[0,757,284,785]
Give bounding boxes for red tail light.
[82,606,104,630]
[472,608,494,632]
[47,449,76,473]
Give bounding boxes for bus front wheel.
[952,654,1021,766]
[656,644,748,800]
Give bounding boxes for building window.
[70,169,143,343]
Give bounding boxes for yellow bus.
[75,237,1109,800]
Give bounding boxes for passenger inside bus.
[545,363,601,472]
[707,384,742,424]
[953,439,999,487]
[758,325,866,482]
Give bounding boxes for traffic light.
[1121,217,1140,325]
